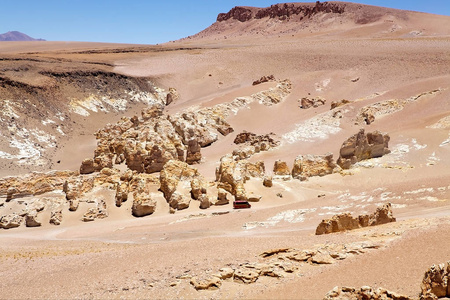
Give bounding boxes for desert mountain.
[0,31,45,41]
[0,2,450,299]
[186,1,450,40]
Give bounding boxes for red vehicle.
[233,200,251,209]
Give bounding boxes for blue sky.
[1,0,449,44]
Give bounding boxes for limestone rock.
[330,99,352,110]
[115,181,129,207]
[218,268,234,280]
[199,194,211,209]
[311,251,334,264]
[186,138,202,164]
[216,188,229,205]
[324,286,412,300]
[160,160,200,201]
[132,192,157,217]
[25,211,41,227]
[337,129,390,169]
[273,160,290,176]
[234,267,260,284]
[190,276,222,290]
[421,261,450,299]
[80,158,96,174]
[69,199,80,212]
[169,192,191,211]
[252,75,275,85]
[0,213,23,229]
[190,178,207,200]
[263,176,273,187]
[300,96,326,109]
[316,203,396,235]
[166,87,179,105]
[0,170,76,200]
[292,153,339,180]
[49,210,62,225]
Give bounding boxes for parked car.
[233,200,251,209]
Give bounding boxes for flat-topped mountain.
[0,31,45,41]
[187,1,450,40]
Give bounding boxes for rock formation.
[252,75,276,85]
[337,129,390,169]
[316,203,396,235]
[49,210,62,225]
[217,2,346,22]
[132,192,157,217]
[291,153,339,181]
[421,261,450,299]
[324,286,411,300]
[273,160,290,176]
[0,213,23,229]
[300,96,326,109]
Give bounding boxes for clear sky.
[1,0,449,44]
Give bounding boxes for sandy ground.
[1,3,450,299]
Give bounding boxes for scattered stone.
[330,99,352,110]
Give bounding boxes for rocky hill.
[0,31,45,41]
[185,1,450,40]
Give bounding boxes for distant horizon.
[1,0,449,45]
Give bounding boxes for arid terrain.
[0,2,450,299]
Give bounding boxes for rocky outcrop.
[0,170,76,200]
[421,261,450,299]
[216,188,229,205]
[160,160,201,211]
[337,129,390,169]
[292,153,339,181]
[216,155,265,200]
[252,75,275,86]
[190,276,222,290]
[316,203,396,235]
[324,286,412,300]
[165,87,179,105]
[233,131,279,157]
[300,96,326,109]
[82,199,108,222]
[0,213,23,229]
[217,2,345,22]
[251,79,291,106]
[263,176,273,187]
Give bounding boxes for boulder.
[0,213,23,229]
[165,87,179,105]
[273,160,290,176]
[49,210,62,225]
[216,188,229,205]
[69,199,80,212]
[80,158,96,174]
[368,202,396,226]
[199,194,211,209]
[169,192,191,211]
[132,192,157,217]
[292,153,339,180]
[337,129,390,169]
[25,211,41,227]
[300,96,326,109]
[263,176,273,187]
[115,181,129,207]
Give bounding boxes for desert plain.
[0,2,450,299]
